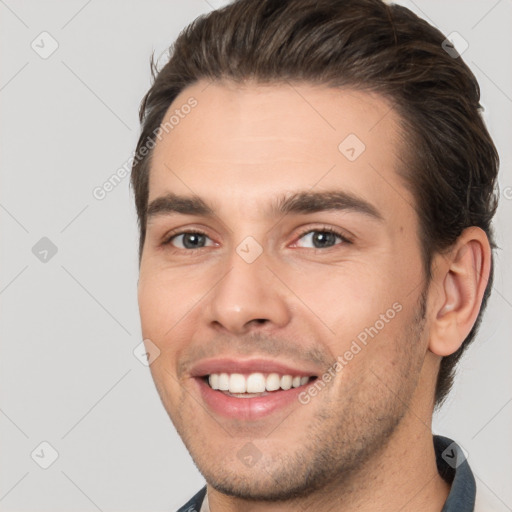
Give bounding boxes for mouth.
[190,358,319,420]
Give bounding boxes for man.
[130,0,500,510]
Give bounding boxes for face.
[138,80,432,500]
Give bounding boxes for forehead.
[148,80,414,222]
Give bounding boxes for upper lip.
[189,357,321,378]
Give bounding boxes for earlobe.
[429,227,491,357]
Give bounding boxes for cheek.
[137,270,207,376]
[138,275,168,338]
[138,268,192,334]
[138,277,191,413]
[285,262,396,337]
[326,307,423,409]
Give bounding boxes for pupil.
[183,233,205,249]
[313,231,335,248]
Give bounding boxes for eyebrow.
[146,190,384,222]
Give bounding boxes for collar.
[434,435,476,511]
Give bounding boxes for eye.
[163,231,215,250]
[293,228,350,249]
[161,227,351,251]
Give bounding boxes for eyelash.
[161,226,353,251]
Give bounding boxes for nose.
[203,247,292,335]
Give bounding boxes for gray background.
[0,0,511,510]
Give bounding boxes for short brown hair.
[131,0,500,408]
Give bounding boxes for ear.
[428,227,492,357]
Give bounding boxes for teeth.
[246,373,266,393]
[209,373,219,390]
[208,372,312,394]
[280,375,292,390]
[266,373,281,391]
[218,373,229,391]
[229,373,246,393]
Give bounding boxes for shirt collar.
[434,434,476,511]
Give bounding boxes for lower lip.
[195,378,311,420]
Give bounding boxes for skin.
[137,80,491,511]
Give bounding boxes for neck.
[207,413,450,512]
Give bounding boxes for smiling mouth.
[203,372,317,398]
